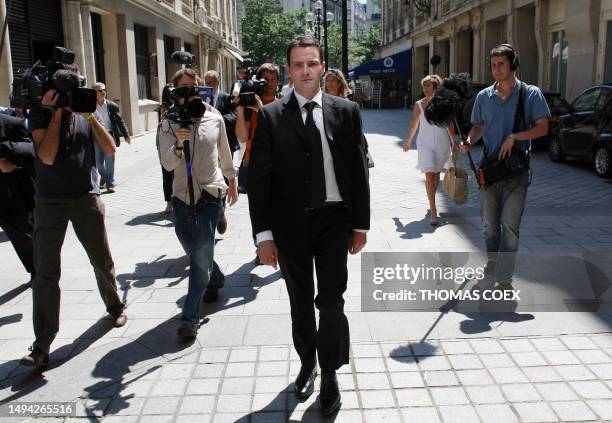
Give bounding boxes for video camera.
[11,46,97,113]
[232,58,267,107]
[165,85,213,127]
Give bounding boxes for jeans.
[95,143,116,188]
[172,194,221,325]
[480,171,529,283]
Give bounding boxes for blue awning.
[349,49,412,78]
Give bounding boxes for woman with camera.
[159,68,238,338]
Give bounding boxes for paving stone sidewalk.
[0,108,611,422]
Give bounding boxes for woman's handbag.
[443,130,469,204]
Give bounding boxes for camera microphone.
[171,51,196,66]
[52,70,80,92]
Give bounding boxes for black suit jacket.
[107,100,130,147]
[248,92,370,253]
[212,91,239,153]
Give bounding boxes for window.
[164,35,175,84]
[605,21,612,83]
[572,88,601,113]
[595,88,612,111]
[184,42,193,54]
[134,24,151,100]
[91,12,105,83]
[550,30,568,96]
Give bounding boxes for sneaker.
[106,186,116,193]
[21,346,49,367]
[217,213,227,234]
[177,322,198,338]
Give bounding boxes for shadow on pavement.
[125,211,174,228]
[392,215,443,240]
[0,318,116,404]
[0,282,30,307]
[0,313,22,328]
[82,313,198,416]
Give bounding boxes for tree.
[241,0,306,67]
[350,24,381,67]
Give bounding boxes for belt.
[306,201,344,211]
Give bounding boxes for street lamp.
[304,0,334,70]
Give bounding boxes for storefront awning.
[349,49,411,78]
[225,48,244,62]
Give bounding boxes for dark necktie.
[303,101,326,209]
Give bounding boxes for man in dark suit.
[248,35,370,415]
[0,114,36,282]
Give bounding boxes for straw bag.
[443,130,468,204]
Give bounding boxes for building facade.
[366,0,382,29]
[380,0,612,104]
[0,0,243,136]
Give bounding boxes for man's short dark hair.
[286,35,322,66]
[489,44,518,71]
[256,63,280,80]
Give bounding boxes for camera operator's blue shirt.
[471,79,550,155]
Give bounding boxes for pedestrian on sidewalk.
[0,114,36,282]
[22,68,127,368]
[323,68,352,99]
[92,82,131,193]
[248,35,370,415]
[159,68,238,339]
[460,44,549,284]
[156,83,175,214]
[404,74,455,226]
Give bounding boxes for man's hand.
[0,158,17,173]
[125,137,132,145]
[258,240,278,269]
[41,89,60,108]
[498,135,515,159]
[349,231,367,255]
[227,178,238,206]
[176,128,191,147]
[459,140,470,154]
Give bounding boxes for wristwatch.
[85,113,95,124]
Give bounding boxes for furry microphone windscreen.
[424,73,474,127]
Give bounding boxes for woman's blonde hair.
[420,74,443,88]
[323,69,352,98]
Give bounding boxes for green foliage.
[241,0,307,67]
[242,0,380,71]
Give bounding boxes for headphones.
[491,43,520,71]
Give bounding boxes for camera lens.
[186,98,205,119]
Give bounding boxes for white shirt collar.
[293,89,323,110]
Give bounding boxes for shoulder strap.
[513,82,526,134]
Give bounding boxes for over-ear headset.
[491,43,519,71]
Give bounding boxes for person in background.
[0,114,36,283]
[280,77,294,97]
[403,75,455,226]
[323,69,351,99]
[157,83,175,214]
[92,82,131,193]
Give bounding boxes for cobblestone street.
[0,108,611,422]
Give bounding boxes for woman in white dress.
[403,75,455,225]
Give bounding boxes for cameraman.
[235,63,280,144]
[0,114,36,282]
[159,68,238,339]
[21,78,127,367]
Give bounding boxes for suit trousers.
[277,204,351,372]
[0,211,35,277]
[32,194,124,353]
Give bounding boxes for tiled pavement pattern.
[0,108,611,422]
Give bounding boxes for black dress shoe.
[319,371,341,415]
[294,365,317,399]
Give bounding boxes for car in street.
[548,84,612,178]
